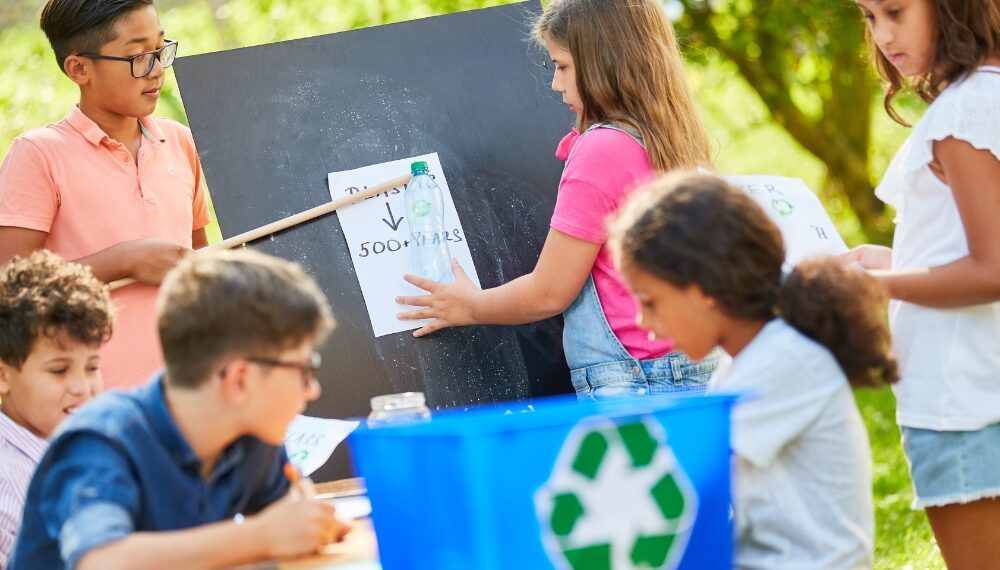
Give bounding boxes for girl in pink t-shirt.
[397,0,720,398]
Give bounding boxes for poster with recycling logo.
[724,174,849,268]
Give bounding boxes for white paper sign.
[723,174,849,267]
[329,153,481,337]
[284,415,359,478]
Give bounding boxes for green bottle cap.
[410,161,429,175]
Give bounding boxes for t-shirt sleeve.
[36,434,140,570]
[731,382,835,468]
[550,178,619,244]
[720,347,842,468]
[903,73,1000,172]
[550,130,649,244]
[0,137,59,233]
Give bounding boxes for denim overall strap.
[583,122,645,148]
[563,274,634,371]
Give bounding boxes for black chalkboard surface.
[174,1,574,481]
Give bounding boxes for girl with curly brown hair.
[610,172,898,570]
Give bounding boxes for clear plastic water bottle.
[405,161,453,283]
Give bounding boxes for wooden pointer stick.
[109,173,413,291]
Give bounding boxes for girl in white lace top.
[846,2,1000,568]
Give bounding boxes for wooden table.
[314,479,366,497]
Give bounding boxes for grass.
[0,2,943,566]
[857,388,944,569]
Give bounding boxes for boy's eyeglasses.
[246,351,322,388]
[78,40,178,79]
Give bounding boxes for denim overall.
[563,123,721,400]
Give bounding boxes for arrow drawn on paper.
[382,202,405,231]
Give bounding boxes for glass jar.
[368,392,432,427]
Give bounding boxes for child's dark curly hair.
[609,172,898,388]
[0,250,114,369]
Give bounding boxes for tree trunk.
[677,0,893,245]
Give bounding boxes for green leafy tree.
[198,0,509,50]
[676,0,892,244]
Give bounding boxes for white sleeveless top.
[875,66,1000,430]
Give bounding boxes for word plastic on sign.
[328,152,482,337]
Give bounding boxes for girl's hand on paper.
[251,496,349,558]
[397,259,480,337]
[839,244,893,271]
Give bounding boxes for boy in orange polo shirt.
[0,0,210,389]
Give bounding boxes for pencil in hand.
[284,462,317,500]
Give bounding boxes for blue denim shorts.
[901,423,1000,508]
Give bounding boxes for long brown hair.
[609,173,898,388]
[533,0,712,173]
[867,0,1000,125]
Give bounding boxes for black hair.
[40,0,155,74]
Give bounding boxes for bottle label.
[411,199,432,217]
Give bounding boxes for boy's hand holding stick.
[109,173,413,290]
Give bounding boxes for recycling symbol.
[771,198,794,217]
[535,417,698,570]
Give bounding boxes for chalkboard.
[174,1,574,481]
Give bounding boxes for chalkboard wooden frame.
[174,1,575,481]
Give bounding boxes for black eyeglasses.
[246,351,322,388]
[78,39,178,79]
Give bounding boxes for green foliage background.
[0,1,942,567]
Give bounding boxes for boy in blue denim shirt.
[10,250,349,570]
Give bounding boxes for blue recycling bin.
[348,392,737,569]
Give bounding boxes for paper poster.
[723,174,849,267]
[329,153,481,337]
[284,415,359,478]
